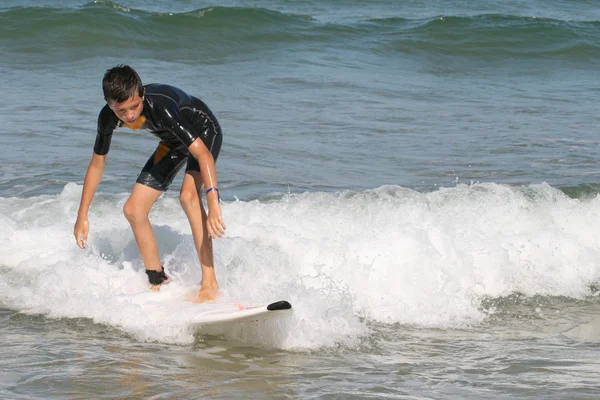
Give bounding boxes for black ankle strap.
[146,268,169,285]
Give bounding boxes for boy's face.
[108,92,144,126]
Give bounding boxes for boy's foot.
[149,277,172,292]
[193,284,220,303]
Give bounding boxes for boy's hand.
[207,202,226,239]
[74,216,89,249]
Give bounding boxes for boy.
[73,65,225,302]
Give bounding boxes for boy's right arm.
[74,153,107,248]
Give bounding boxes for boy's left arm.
[161,105,226,238]
[187,138,226,239]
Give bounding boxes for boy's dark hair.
[102,65,144,103]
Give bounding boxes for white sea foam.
[1,182,599,348]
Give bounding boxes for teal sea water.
[1,1,600,398]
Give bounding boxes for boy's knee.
[179,190,199,209]
[123,201,147,222]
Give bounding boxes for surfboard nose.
[267,301,292,311]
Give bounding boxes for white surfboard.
[190,300,292,327]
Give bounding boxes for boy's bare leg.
[123,183,164,287]
[180,171,219,302]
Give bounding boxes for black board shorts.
[136,135,222,192]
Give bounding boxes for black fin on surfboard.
[267,301,292,311]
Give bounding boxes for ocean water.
[1,0,600,399]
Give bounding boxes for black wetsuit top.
[94,84,221,156]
